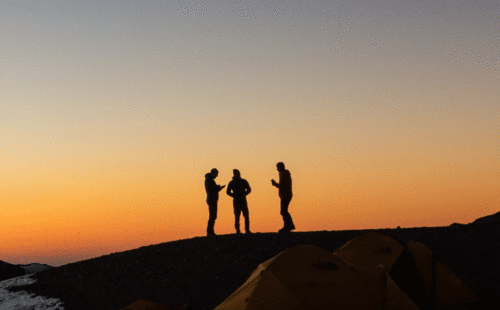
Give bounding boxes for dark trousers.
[233,200,250,232]
[280,197,294,228]
[207,201,218,234]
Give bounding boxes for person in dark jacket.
[271,162,295,232]
[205,168,225,236]
[226,169,252,234]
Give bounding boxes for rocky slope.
[6,212,500,310]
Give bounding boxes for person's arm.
[226,182,232,196]
[219,184,226,192]
[271,179,279,188]
[245,181,251,196]
[206,179,218,192]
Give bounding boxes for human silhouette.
[227,169,252,234]
[271,162,295,232]
[205,168,225,236]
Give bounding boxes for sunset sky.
[1,0,499,267]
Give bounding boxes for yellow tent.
[215,244,418,310]
[333,231,405,269]
[217,232,478,310]
[334,231,479,310]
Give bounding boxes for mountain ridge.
[5,212,500,310]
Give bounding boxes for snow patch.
[0,275,64,310]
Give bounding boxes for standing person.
[271,162,295,232]
[227,169,252,234]
[205,168,225,236]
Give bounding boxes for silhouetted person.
[271,162,295,232]
[205,168,225,236]
[227,169,252,234]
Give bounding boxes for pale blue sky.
[2,0,498,173]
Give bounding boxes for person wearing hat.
[227,169,252,234]
[205,168,225,236]
[272,162,295,232]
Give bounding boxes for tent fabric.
[119,299,182,310]
[215,244,418,310]
[216,232,478,310]
[403,240,479,309]
[334,231,406,270]
[335,232,479,310]
[433,261,479,310]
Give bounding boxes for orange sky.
[1,1,499,266]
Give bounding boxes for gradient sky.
[1,0,499,267]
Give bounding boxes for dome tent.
[215,232,478,310]
[334,231,479,310]
[215,244,418,310]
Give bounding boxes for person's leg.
[280,198,294,230]
[207,201,217,235]
[234,201,242,233]
[241,201,250,233]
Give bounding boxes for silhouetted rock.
[471,211,500,225]
[0,260,26,281]
[17,263,55,274]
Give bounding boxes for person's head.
[210,168,219,178]
[276,162,285,172]
[233,169,241,178]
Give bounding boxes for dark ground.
[7,211,500,310]
[0,261,26,282]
